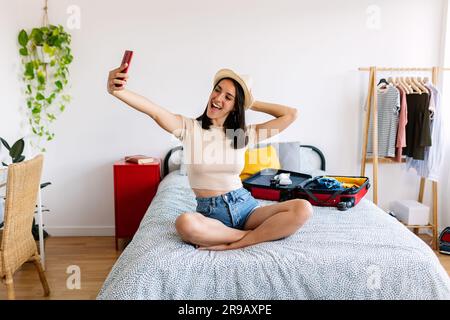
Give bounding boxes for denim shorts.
[195,187,260,230]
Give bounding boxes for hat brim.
[213,69,252,110]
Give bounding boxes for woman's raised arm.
[250,101,298,141]
[107,63,183,135]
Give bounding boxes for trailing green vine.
[18,24,73,151]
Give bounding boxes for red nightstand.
[113,158,161,250]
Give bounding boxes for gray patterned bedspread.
[98,171,450,300]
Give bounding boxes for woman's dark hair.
[196,77,248,149]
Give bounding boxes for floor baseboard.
[45,226,115,236]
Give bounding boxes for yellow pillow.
[240,145,281,181]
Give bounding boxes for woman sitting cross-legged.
[107,66,312,250]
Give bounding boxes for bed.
[97,145,450,300]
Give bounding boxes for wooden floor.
[0,237,120,300]
[0,236,449,300]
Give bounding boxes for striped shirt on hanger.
[367,84,400,158]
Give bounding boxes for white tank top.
[174,115,257,191]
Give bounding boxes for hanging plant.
[18,24,73,151]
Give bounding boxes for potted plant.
[0,137,50,239]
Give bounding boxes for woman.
[107,64,313,251]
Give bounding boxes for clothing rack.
[358,66,449,250]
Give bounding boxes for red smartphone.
[121,50,133,72]
[116,50,133,87]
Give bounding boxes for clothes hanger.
[393,76,401,88]
[393,77,404,91]
[412,76,428,93]
[391,76,400,88]
[404,77,413,92]
[405,76,421,94]
[413,77,424,93]
[395,76,405,92]
[392,76,400,87]
[377,78,389,87]
[398,77,411,94]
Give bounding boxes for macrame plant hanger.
[43,0,49,27]
[35,0,50,270]
[42,0,49,83]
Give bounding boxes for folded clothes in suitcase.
[243,169,370,211]
[296,176,370,210]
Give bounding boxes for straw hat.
[213,68,254,110]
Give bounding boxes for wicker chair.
[0,155,50,299]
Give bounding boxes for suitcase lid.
[242,168,312,190]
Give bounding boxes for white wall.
[0,2,28,146]
[1,0,448,235]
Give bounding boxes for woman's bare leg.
[175,212,250,247]
[200,199,312,250]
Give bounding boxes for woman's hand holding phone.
[107,50,133,95]
[107,63,129,94]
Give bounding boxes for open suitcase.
[243,169,370,211]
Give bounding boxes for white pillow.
[179,151,187,176]
[167,149,180,173]
[167,149,187,176]
[254,142,327,179]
